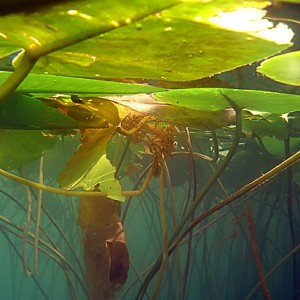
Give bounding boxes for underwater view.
[0,0,300,299]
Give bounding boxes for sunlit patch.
[209,7,294,45]
[111,20,119,27]
[67,9,77,15]
[0,32,7,39]
[164,26,173,32]
[29,36,42,46]
[67,9,93,20]
[21,32,42,49]
[50,51,96,67]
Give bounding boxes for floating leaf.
[31,13,292,81]
[0,1,292,81]
[153,88,300,114]
[105,93,235,130]
[258,51,300,86]
[0,71,166,96]
[0,0,178,55]
[262,137,300,157]
[105,88,300,132]
[242,111,288,140]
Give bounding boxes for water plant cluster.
[0,0,300,299]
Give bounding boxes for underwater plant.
[0,0,300,299]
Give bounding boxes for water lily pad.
[258,51,300,86]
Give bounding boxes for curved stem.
[1,229,50,300]
[0,167,153,199]
[0,168,106,197]
[246,242,300,300]
[171,150,300,253]
[284,136,297,300]
[0,51,37,103]
[246,207,270,300]
[135,100,243,300]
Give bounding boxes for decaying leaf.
[58,126,124,201]
[79,196,129,300]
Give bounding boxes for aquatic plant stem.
[150,172,168,299]
[284,137,297,300]
[22,184,32,277]
[116,136,132,174]
[246,242,300,299]
[0,167,153,199]
[163,161,184,299]
[246,207,271,300]
[1,229,50,300]
[182,127,197,299]
[0,52,37,103]
[135,97,243,299]
[34,156,44,275]
[171,149,300,253]
[0,215,87,297]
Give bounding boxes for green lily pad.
[0,0,292,82]
[0,72,166,96]
[0,0,178,55]
[104,88,300,134]
[153,88,300,115]
[31,14,291,81]
[242,111,289,140]
[258,51,300,86]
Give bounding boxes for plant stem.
[284,136,297,300]
[22,184,32,277]
[0,51,37,103]
[171,150,300,254]
[135,97,243,299]
[246,207,270,300]
[246,243,300,299]
[34,156,44,275]
[150,172,168,299]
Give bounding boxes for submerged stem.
[246,207,270,300]
[136,98,243,299]
[34,156,44,275]
[150,172,168,299]
[172,150,300,253]
[23,184,32,277]
[0,51,37,103]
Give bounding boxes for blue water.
[1,134,300,300]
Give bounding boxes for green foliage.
[57,126,124,201]
[0,71,166,96]
[0,92,78,129]
[0,0,299,200]
[258,51,300,86]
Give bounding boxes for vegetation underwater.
[0,0,300,299]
